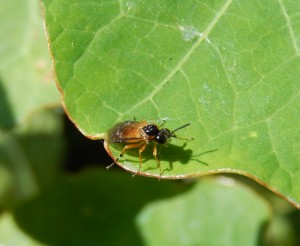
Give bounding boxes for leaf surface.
[41,0,300,206]
[13,169,190,245]
[136,177,271,246]
[0,109,65,206]
[0,0,60,128]
[0,212,45,246]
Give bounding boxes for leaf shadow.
[13,170,192,245]
[110,141,218,176]
[0,76,15,128]
[142,143,218,174]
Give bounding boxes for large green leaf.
[13,169,190,245]
[0,0,64,207]
[41,0,300,207]
[0,0,60,128]
[136,177,271,246]
[12,170,276,245]
[0,109,65,207]
[0,212,45,246]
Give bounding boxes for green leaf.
[41,0,300,207]
[13,169,190,245]
[0,109,65,207]
[136,177,272,246]
[0,212,45,246]
[0,0,60,128]
[266,215,297,246]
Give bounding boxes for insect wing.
[108,121,146,143]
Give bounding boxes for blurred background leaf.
[0,109,65,207]
[13,169,190,245]
[0,0,64,207]
[0,0,60,128]
[136,177,271,246]
[0,212,45,246]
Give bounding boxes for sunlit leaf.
[41,0,300,207]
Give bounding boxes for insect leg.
[132,143,147,176]
[118,142,144,161]
[152,143,162,177]
[106,142,143,170]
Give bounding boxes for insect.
[104,120,192,176]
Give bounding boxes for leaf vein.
[278,0,300,55]
[124,0,234,114]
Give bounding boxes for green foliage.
[13,170,189,245]
[8,172,272,246]
[136,177,271,246]
[41,0,300,206]
[0,0,64,206]
[0,110,65,206]
[0,0,60,128]
[0,0,299,245]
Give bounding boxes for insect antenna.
[158,119,166,128]
[171,123,191,135]
[170,123,193,140]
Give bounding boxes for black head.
[155,128,171,144]
[155,123,191,144]
[143,124,159,136]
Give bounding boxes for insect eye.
[155,129,171,144]
[143,125,159,136]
